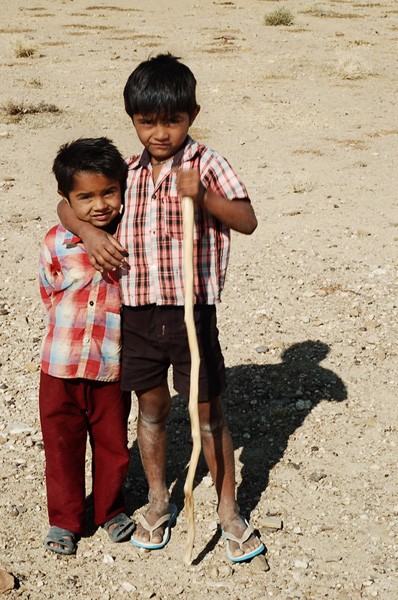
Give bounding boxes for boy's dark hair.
[123,53,198,120]
[53,137,125,199]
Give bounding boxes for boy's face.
[132,107,200,163]
[61,171,121,228]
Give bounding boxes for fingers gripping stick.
[182,196,201,565]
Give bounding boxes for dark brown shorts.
[121,304,226,401]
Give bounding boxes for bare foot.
[221,514,263,559]
[132,499,171,546]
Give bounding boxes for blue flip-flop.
[131,503,178,550]
[221,517,265,563]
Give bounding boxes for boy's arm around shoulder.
[57,199,126,272]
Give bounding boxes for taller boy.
[61,54,262,561]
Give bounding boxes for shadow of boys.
[123,339,347,555]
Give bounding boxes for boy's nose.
[93,196,107,210]
[154,124,168,140]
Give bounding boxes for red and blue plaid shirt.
[39,225,121,381]
[119,137,249,306]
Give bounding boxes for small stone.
[103,553,114,564]
[300,316,310,323]
[9,422,33,435]
[255,345,269,354]
[349,308,359,317]
[218,565,232,577]
[260,516,283,530]
[203,475,213,488]
[210,566,218,578]
[309,472,326,482]
[208,520,218,531]
[293,526,302,534]
[10,506,19,517]
[294,559,308,569]
[325,555,342,563]
[295,399,311,411]
[251,554,270,571]
[121,581,137,592]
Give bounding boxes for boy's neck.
[151,157,172,166]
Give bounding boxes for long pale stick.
[182,196,201,565]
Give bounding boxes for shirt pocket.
[164,196,203,241]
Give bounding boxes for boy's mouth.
[93,212,112,221]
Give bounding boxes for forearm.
[202,190,257,235]
[57,199,92,239]
[57,199,126,271]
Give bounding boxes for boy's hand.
[80,225,126,272]
[176,168,205,206]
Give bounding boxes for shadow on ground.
[123,339,347,555]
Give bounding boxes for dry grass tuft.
[86,5,141,11]
[264,7,294,26]
[300,6,362,18]
[11,39,37,58]
[27,78,42,88]
[2,100,61,122]
[336,50,373,79]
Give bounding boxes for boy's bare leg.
[134,379,172,545]
[198,397,262,559]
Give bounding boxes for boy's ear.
[190,105,200,126]
[57,189,70,205]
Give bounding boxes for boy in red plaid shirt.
[40,138,134,555]
[59,55,264,562]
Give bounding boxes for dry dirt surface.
[1,1,398,599]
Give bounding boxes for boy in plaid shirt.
[40,138,134,555]
[59,55,264,562]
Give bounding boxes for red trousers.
[39,371,131,534]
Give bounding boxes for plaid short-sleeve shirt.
[118,137,249,307]
[39,225,121,381]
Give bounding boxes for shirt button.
[152,194,156,200]
[89,301,94,306]
[83,337,90,344]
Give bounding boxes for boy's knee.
[199,415,224,436]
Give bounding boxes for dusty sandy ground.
[1,0,398,598]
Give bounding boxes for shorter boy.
[39,137,134,555]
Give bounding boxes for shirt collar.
[128,136,199,171]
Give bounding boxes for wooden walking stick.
[181,196,201,565]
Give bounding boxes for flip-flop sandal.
[131,503,178,550]
[102,512,136,543]
[221,517,265,563]
[44,526,77,556]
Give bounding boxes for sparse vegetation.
[336,50,373,80]
[2,100,61,122]
[292,175,315,194]
[299,6,361,19]
[27,78,42,88]
[11,38,37,58]
[264,7,294,26]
